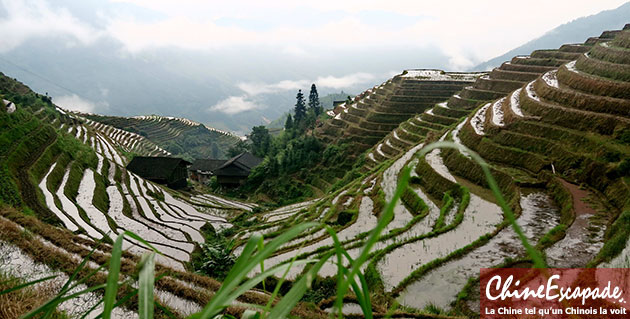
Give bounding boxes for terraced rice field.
[2,24,630,318]
[231,27,630,316]
[0,96,254,272]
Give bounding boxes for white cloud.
[237,72,378,97]
[209,96,260,114]
[0,0,101,52]
[2,0,628,71]
[53,94,108,113]
[222,72,381,114]
[104,0,628,69]
[237,79,309,96]
[316,73,375,89]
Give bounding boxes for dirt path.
[545,179,606,267]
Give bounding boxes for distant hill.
[83,114,241,161]
[266,91,354,129]
[471,2,630,71]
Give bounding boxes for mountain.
[233,26,630,314]
[81,113,241,161]
[0,71,330,317]
[471,2,630,71]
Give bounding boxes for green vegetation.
[85,114,240,161]
[219,84,362,204]
[194,235,236,280]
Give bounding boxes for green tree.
[227,139,249,157]
[308,84,322,116]
[249,125,271,157]
[211,142,220,158]
[284,114,293,130]
[293,89,307,126]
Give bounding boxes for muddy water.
[265,199,317,222]
[546,180,605,268]
[381,144,425,231]
[57,167,103,239]
[39,162,79,231]
[201,193,256,211]
[258,196,379,279]
[425,149,457,183]
[161,187,229,226]
[315,189,441,279]
[76,169,115,240]
[324,303,364,316]
[377,194,502,292]
[121,182,188,243]
[106,185,193,261]
[128,173,205,241]
[0,241,138,319]
[95,153,104,175]
[451,118,470,158]
[398,190,560,310]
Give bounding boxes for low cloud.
[209,96,260,115]
[316,72,375,88]
[0,0,101,53]
[237,80,309,96]
[54,94,108,113]
[221,72,381,114]
[237,72,377,97]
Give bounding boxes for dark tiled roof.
[189,159,226,172]
[126,156,191,180]
[215,152,262,177]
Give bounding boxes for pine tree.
[249,126,271,158]
[293,89,307,125]
[308,84,321,116]
[284,114,293,130]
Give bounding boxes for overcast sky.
[0,0,628,122]
[2,0,627,68]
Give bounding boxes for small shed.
[126,156,191,189]
[214,152,262,187]
[189,159,226,184]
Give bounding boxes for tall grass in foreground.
[1,141,542,318]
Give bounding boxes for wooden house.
[214,152,262,187]
[189,159,226,184]
[126,156,191,189]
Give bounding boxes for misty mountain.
[0,35,450,135]
[471,2,630,71]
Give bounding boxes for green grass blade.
[335,166,411,317]
[138,252,156,319]
[103,233,125,319]
[22,283,107,319]
[194,222,317,319]
[266,252,333,319]
[93,289,139,319]
[60,241,100,294]
[229,260,315,298]
[0,275,57,296]
[257,237,265,292]
[122,230,162,255]
[155,302,178,319]
[261,240,310,317]
[80,298,104,319]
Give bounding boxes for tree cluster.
[230,84,326,201]
[285,84,324,133]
